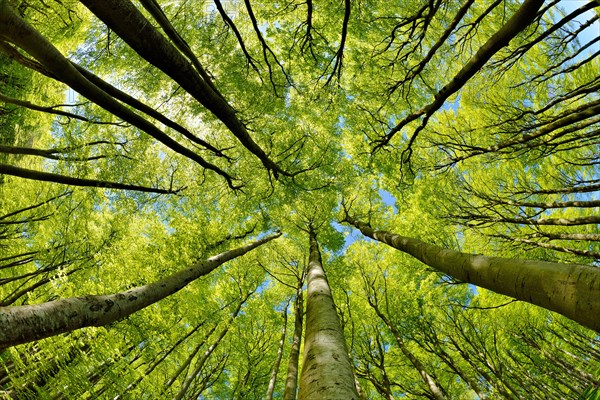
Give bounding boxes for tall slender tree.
[0,232,280,347]
[298,228,358,399]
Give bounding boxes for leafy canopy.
[0,0,599,398]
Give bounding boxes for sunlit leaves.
[1,0,599,398]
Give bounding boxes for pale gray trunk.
[265,306,288,400]
[283,283,304,400]
[0,0,235,186]
[0,232,280,348]
[298,230,358,399]
[354,372,368,400]
[173,291,252,400]
[165,322,221,389]
[344,216,600,332]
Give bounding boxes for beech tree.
[1,0,599,398]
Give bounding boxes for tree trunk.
[114,321,206,399]
[265,306,288,400]
[164,322,220,389]
[173,291,252,400]
[0,0,236,187]
[344,216,600,332]
[379,0,545,147]
[78,0,287,177]
[0,232,280,348]
[382,320,446,399]
[361,269,447,400]
[298,229,359,399]
[0,163,179,194]
[283,281,304,400]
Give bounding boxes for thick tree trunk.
[0,232,280,348]
[78,0,288,177]
[0,0,236,187]
[298,230,359,399]
[344,216,600,332]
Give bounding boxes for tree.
[1,0,599,398]
[342,213,600,332]
[0,231,280,348]
[298,227,358,399]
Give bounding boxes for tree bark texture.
[345,216,600,332]
[0,232,280,348]
[283,285,304,400]
[298,230,359,399]
[265,306,288,400]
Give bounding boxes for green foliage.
[1,0,599,398]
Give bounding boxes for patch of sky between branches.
[559,1,600,55]
[379,188,398,213]
[441,94,461,114]
[332,188,398,252]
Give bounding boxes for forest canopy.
[0,0,599,398]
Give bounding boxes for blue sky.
[560,1,600,54]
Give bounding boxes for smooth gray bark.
[265,306,288,400]
[298,230,359,399]
[283,285,304,400]
[344,216,600,333]
[0,232,280,348]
